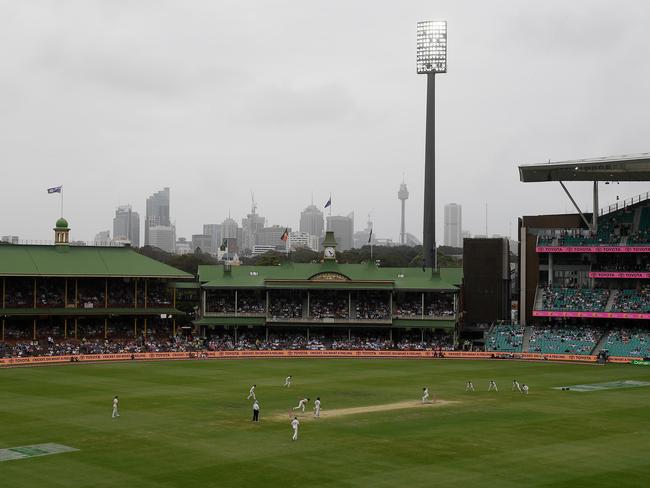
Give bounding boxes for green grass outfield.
[1,359,650,487]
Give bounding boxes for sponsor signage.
[4,350,638,366]
[0,443,78,462]
[589,272,650,279]
[632,360,650,366]
[533,310,650,320]
[537,246,650,253]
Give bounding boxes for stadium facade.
[194,231,462,343]
[0,218,192,341]
[504,155,650,358]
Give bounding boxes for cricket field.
[1,359,649,487]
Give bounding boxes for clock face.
[324,247,335,258]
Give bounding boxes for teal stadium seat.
[485,324,524,352]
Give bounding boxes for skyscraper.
[326,213,354,251]
[221,217,238,240]
[256,225,290,248]
[145,188,170,246]
[241,197,266,252]
[113,205,140,247]
[148,225,175,253]
[300,204,324,238]
[203,224,222,254]
[191,234,213,254]
[444,203,462,248]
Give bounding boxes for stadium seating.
[540,287,610,311]
[546,205,645,247]
[528,325,601,355]
[601,328,650,357]
[485,323,524,352]
[611,287,650,313]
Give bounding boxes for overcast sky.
[1,0,649,244]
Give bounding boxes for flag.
[47,186,62,194]
[324,196,331,209]
[368,228,373,244]
[280,228,289,242]
[219,239,228,252]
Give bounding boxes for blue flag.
[324,197,331,208]
[47,186,62,194]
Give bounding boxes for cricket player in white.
[512,379,522,392]
[293,397,309,412]
[247,385,256,400]
[488,380,498,392]
[522,384,529,395]
[465,381,475,392]
[422,387,430,403]
[291,417,300,440]
[112,396,120,418]
[284,376,292,387]
[314,397,321,418]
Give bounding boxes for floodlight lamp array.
[417,20,447,74]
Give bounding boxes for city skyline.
[1,2,649,244]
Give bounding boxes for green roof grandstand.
[196,259,462,331]
[198,262,462,291]
[0,218,193,341]
[0,244,192,278]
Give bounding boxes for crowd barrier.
[0,350,641,366]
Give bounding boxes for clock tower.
[322,230,338,261]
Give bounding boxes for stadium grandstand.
[193,231,462,348]
[503,153,650,358]
[0,218,193,348]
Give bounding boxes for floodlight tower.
[398,181,409,244]
[417,20,447,269]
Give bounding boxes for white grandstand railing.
[599,191,650,217]
[0,239,129,247]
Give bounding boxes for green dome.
[55,217,69,228]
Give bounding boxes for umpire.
[252,400,260,422]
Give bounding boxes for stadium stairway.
[606,290,619,312]
[522,325,532,352]
[533,288,545,310]
[591,330,610,356]
[633,206,643,231]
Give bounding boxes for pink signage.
[537,246,650,253]
[533,310,650,320]
[589,272,650,279]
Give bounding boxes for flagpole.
[60,187,64,218]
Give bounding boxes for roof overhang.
[519,153,650,182]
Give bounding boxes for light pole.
[417,20,447,269]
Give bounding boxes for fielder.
[112,396,120,419]
[465,381,475,392]
[314,397,321,418]
[291,417,300,441]
[284,375,292,387]
[488,380,498,392]
[522,384,529,395]
[512,379,522,392]
[247,384,256,400]
[422,387,430,403]
[292,397,310,412]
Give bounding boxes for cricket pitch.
[273,399,457,421]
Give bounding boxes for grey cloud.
[235,82,358,127]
